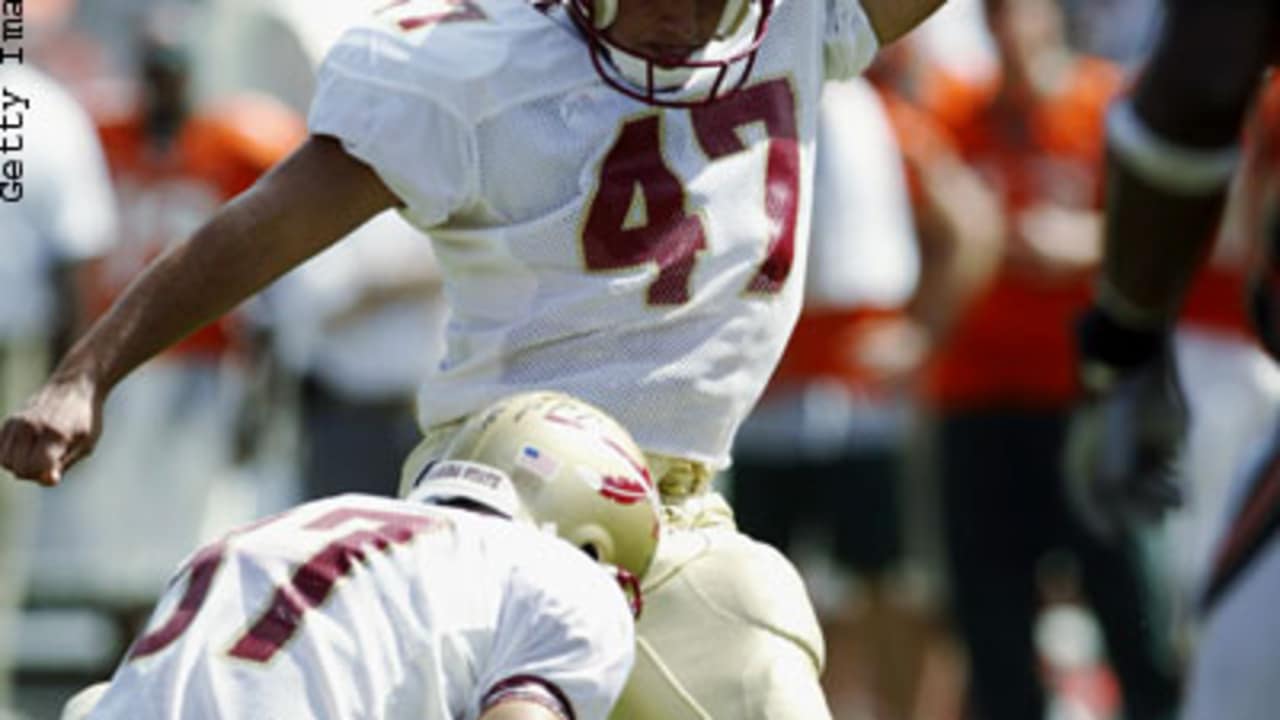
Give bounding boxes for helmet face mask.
[410,391,662,611]
[566,0,775,107]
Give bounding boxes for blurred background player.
[916,0,1180,717]
[63,391,659,720]
[0,61,117,720]
[0,0,952,718]
[255,211,448,501]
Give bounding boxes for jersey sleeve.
[307,27,478,229]
[823,0,881,80]
[482,551,635,720]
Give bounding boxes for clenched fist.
[0,373,104,486]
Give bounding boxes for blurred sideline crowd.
[4,1,1276,719]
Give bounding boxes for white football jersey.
[88,495,633,720]
[308,0,879,469]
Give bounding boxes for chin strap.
[615,566,644,619]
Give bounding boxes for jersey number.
[127,508,438,663]
[582,78,800,304]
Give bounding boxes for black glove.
[1064,307,1187,540]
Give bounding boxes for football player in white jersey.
[62,391,660,720]
[2,0,948,716]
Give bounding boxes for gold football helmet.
[409,391,662,609]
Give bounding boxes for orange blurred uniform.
[922,59,1122,409]
[92,94,305,358]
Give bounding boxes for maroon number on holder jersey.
[229,508,438,662]
[127,542,227,661]
[127,507,440,664]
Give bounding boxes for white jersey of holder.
[88,495,633,720]
[309,0,880,469]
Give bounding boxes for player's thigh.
[612,525,829,719]
[1181,536,1280,720]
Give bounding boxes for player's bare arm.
[0,135,398,485]
[1098,0,1276,325]
[860,0,948,44]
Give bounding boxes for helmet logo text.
[599,474,650,505]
